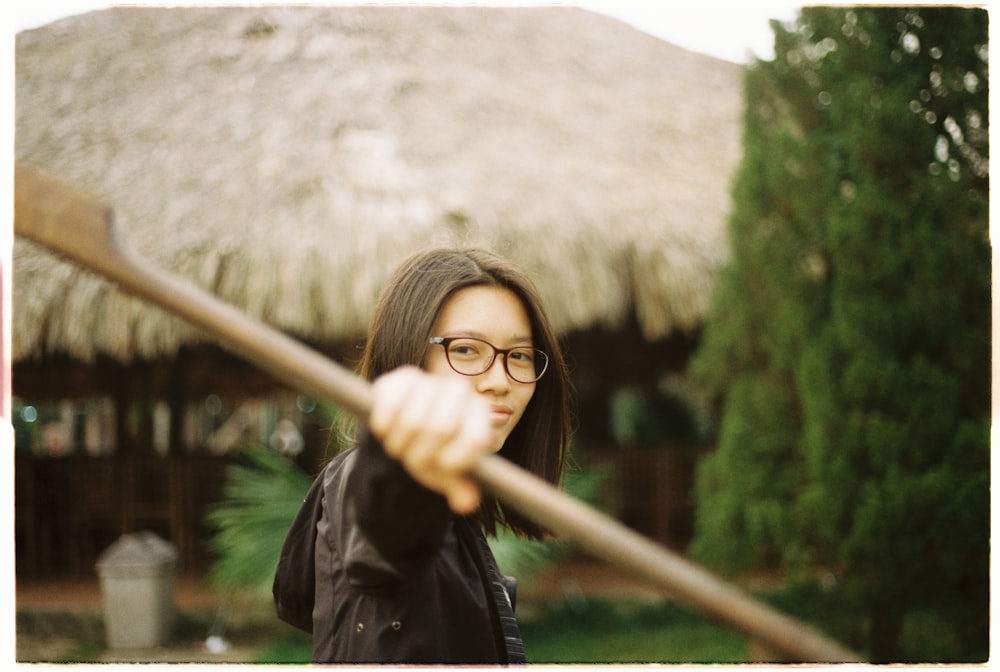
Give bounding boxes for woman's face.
[425,285,537,453]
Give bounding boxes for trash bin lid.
[96,530,179,571]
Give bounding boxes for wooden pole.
[14,161,863,663]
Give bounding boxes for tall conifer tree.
[689,7,988,662]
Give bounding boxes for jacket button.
[356,623,364,633]
[391,621,402,631]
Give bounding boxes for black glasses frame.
[428,336,549,383]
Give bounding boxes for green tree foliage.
[688,6,988,663]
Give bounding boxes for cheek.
[513,386,536,421]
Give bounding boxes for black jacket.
[273,434,525,664]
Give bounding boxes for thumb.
[446,477,482,515]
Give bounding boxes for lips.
[489,404,514,424]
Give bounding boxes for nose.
[477,353,511,393]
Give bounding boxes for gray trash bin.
[96,531,179,649]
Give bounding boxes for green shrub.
[204,444,313,601]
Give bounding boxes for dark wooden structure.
[583,446,704,551]
[12,344,335,578]
[15,454,231,576]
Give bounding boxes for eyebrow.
[441,330,534,346]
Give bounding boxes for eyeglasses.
[429,336,549,384]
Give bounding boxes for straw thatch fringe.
[14,5,742,364]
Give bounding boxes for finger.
[394,376,466,470]
[434,396,491,513]
[369,368,426,458]
[436,403,492,473]
[445,478,482,515]
[368,369,408,440]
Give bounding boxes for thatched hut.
[13,6,742,572]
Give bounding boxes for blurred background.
[8,3,990,665]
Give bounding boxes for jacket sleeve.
[334,428,454,590]
[272,471,326,633]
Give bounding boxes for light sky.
[577,2,801,63]
[11,1,803,64]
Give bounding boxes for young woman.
[273,247,572,664]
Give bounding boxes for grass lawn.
[231,569,984,665]
[255,632,312,664]
[518,596,748,664]
[253,596,749,664]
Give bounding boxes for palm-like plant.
[204,444,313,602]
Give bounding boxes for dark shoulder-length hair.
[356,247,571,539]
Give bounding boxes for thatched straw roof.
[14,5,742,365]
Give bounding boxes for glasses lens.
[507,347,548,383]
[445,338,493,376]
